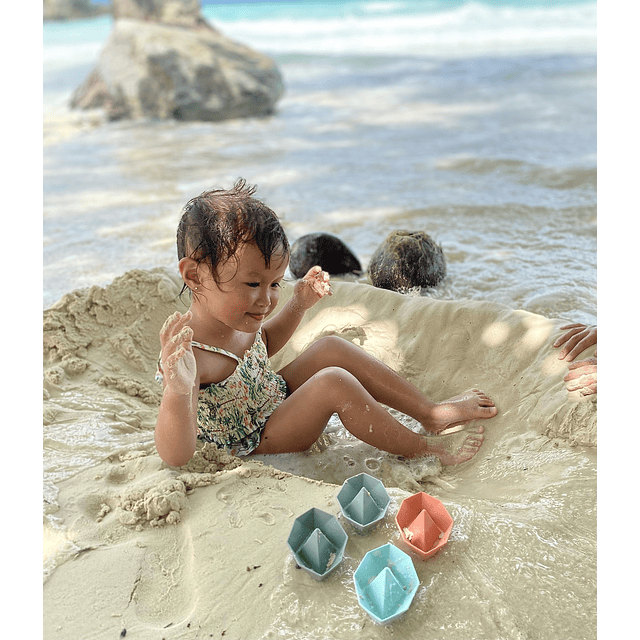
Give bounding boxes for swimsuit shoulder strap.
[191,340,240,362]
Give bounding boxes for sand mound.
[43,268,596,639]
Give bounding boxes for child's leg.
[254,366,484,465]
[277,336,497,433]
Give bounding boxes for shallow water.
[43,1,596,323]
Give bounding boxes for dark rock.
[289,233,362,278]
[368,230,446,292]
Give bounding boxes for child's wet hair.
[177,178,289,293]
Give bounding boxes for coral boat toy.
[395,492,453,560]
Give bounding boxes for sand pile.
[43,269,596,639]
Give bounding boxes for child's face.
[198,241,288,333]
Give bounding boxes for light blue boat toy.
[287,507,348,581]
[353,543,420,625]
[336,472,390,534]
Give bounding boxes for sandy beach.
[43,271,596,639]
[41,3,600,635]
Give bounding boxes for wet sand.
[43,270,596,639]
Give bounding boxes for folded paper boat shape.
[353,543,420,625]
[287,507,348,580]
[395,492,453,559]
[337,473,390,533]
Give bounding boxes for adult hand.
[553,323,597,361]
[564,356,597,396]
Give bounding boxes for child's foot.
[427,427,485,465]
[422,389,497,434]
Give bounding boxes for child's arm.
[263,266,332,357]
[155,311,200,466]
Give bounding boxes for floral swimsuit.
[156,329,288,456]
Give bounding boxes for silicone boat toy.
[395,492,453,560]
[337,473,390,534]
[287,507,348,581]
[353,543,420,625]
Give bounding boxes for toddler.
[155,179,497,467]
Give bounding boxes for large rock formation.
[70,0,284,122]
[44,0,110,21]
[112,0,201,26]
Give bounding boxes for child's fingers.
[322,270,332,296]
[166,344,195,368]
[301,266,321,286]
[554,324,596,357]
[160,310,193,341]
[563,334,596,361]
[312,268,330,284]
[555,330,588,357]
[302,266,332,296]
[312,278,331,297]
[305,265,323,277]
[160,311,181,336]
[160,311,185,337]
[169,325,194,348]
[558,335,582,359]
[161,322,194,366]
[166,346,186,368]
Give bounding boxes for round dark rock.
[368,230,446,292]
[289,233,362,278]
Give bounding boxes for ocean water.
[43,0,597,325]
[43,3,599,635]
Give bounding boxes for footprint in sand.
[227,509,244,528]
[129,525,197,627]
[271,505,294,518]
[255,512,276,526]
[215,487,245,527]
[216,487,235,504]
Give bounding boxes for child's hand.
[292,266,332,311]
[159,311,197,396]
[553,323,597,361]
